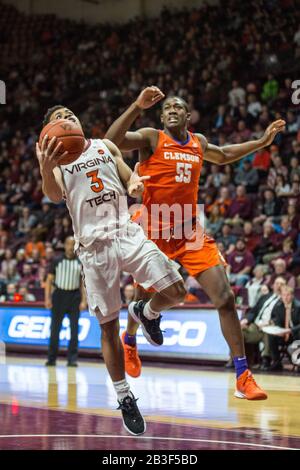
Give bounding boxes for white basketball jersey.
[60,139,129,248]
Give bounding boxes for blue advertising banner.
[0,306,231,360]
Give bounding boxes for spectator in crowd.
[252,147,271,174]
[228,80,246,109]
[206,205,224,237]
[0,282,18,302]
[268,286,300,370]
[19,285,36,302]
[25,233,46,259]
[217,223,237,256]
[267,258,296,289]
[17,207,37,237]
[0,249,17,282]
[254,221,280,264]
[242,221,260,253]
[227,185,252,221]
[234,160,259,193]
[241,276,287,369]
[253,189,281,225]
[228,238,255,286]
[245,265,267,308]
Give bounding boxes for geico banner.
[0,306,231,360]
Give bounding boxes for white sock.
[113,378,131,401]
[143,301,160,320]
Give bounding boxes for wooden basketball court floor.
[0,355,300,450]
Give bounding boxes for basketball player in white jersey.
[36,105,185,436]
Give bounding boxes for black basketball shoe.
[117,393,146,436]
[128,300,163,346]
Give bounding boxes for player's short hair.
[42,105,65,127]
[162,96,189,112]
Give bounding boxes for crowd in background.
[0,0,299,306]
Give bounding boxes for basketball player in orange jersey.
[105,86,286,401]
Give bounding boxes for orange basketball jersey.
[138,130,203,235]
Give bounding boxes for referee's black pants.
[48,288,81,364]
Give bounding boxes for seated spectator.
[242,221,260,252]
[241,276,287,368]
[206,205,224,237]
[274,174,291,198]
[17,207,37,237]
[267,155,288,188]
[0,282,18,302]
[0,249,17,281]
[228,238,255,286]
[254,222,280,264]
[234,160,259,193]
[210,164,222,188]
[267,258,296,289]
[287,201,300,230]
[37,202,55,229]
[275,238,294,268]
[20,263,38,289]
[227,185,252,221]
[217,223,237,255]
[253,188,281,224]
[252,148,271,173]
[273,215,298,247]
[15,248,26,276]
[25,233,46,259]
[261,74,279,103]
[219,174,236,197]
[247,94,262,119]
[228,80,246,109]
[19,285,36,302]
[211,186,232,216]
[290,156,300,181]
[230,120,252,143]
[268,286,300,370]
[245,265,267,308]
[0,234,8,259]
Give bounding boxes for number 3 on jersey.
[86,170,104,193]
[175,162,192,183]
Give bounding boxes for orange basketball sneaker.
[235,369,268,400]
[121,331,142,378]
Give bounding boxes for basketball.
[39,119,85,165]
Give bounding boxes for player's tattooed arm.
[105,86,163,151]
[197,119,286,165]
[104,139,150,198]
[36,136,66,203]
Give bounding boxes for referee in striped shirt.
[45,236,86,367]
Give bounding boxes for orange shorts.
[152,233,226,277]
[134,233,226,293]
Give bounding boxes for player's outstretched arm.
[36,135,66,203]
[105,86,164,151]
[104,139,150,198]
[198,119,286,165]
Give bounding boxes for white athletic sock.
[143,301,160,320]
[113,378,131,402]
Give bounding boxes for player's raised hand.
[36,135,68,172]
[135,86,165,110]
[260,119,286,147]
[128,162,150,198]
